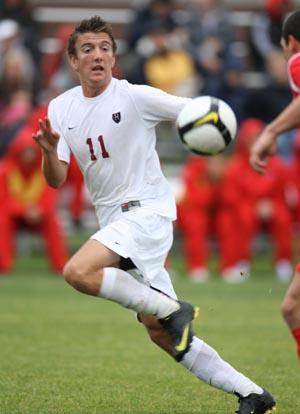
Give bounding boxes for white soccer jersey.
[48,78,190,223]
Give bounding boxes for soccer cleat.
[235,389,276,414]
[159,300,199,361]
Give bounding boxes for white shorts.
[91,207,177,299]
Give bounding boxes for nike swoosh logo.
[194,111,219,127]
[68,126,77,130]
[175,324,190,352]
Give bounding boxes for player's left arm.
[251,54,300,174]
[250,95,300,174]
[266,94,300,135]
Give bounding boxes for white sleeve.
[129,84,191,127]
[48,100,71,164]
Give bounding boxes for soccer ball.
[177,96,237,156]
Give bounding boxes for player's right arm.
[33,117,68,188]
[250,94,300,174]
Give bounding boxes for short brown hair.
[67,15,117,56]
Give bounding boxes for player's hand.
[32,117,60,153]
[249,129,277,175]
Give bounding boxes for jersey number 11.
[86,136,110,160]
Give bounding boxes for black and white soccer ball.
[177,96,237,156]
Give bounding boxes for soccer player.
[250,10,300,360]
[0,107,68,274]
[33,16,275,413]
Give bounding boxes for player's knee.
[63,260,87,293]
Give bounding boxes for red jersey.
[287,52,300,98]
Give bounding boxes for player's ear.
[111,55,116,69]
[292,35,300,53]
[288,35,298,52]
[69,54,79,72]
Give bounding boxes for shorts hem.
[90,235,129,259]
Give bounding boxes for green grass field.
[1,249,299,414]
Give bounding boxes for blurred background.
[2,3,300,413]
[1,0,300,284]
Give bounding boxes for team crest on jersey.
[112,112,121,123]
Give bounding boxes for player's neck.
[81,77,112,98]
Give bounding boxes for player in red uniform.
[177,155,240,282]
[231,118,293,282]
[0,111,69,274]
[177,157,212,281]
[250,10,300,358]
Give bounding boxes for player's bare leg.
[139,314,276,414]
[139,314,172,354]
[281,269,300,358]
[63,239,119,294]
[63,239,198,358]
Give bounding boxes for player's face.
[69,32,115,96]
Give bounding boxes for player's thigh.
[67,239,120,273]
